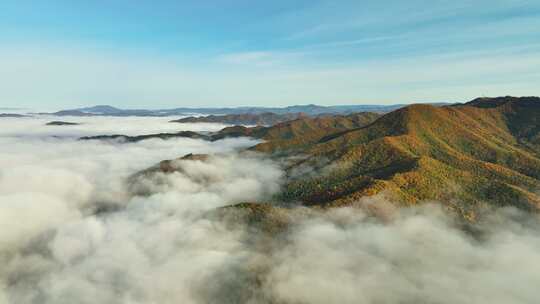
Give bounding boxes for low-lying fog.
[0,115,226,138]
[1,116,539,304]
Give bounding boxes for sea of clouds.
[1,116,539,304]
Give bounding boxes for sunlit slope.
[274,97,540,215]
[251,112,381,153]
[133,97,540,218]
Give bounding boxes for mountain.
[464,96,539,108]
[170,112,306,125]
[77,105,122,114]
[53,105,155,116]
[49,103,450,117]
[245,112,382,152]
[52,110,97,116]
[80,131,210,142]
[0,113,27,118]
[161,104,406,115]
[261,96,540,218]
[46,121,80,126]
[464,96,540,152]
[80,112,381,143]
[132,96,540,221]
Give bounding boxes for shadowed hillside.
[170,112,306,126]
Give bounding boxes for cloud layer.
[1,116,540,304]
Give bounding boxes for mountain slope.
[170,112,305,126]
[80,112,381,144]
[251,112,381,153]
[272,97,540,216]
[127,96,540,220]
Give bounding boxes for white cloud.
[0,116,284,303]
[1,116,540,303]
[264,204,540,304]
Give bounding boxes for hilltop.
[170,112,306,126]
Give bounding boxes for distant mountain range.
[80,112,382,143]
[170,112,308,125]
[48,103,450,117]
[45,121,80,126]
[0,113,27,118]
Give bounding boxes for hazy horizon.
[2,95,531,114]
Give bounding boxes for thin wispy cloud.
[216,51,305,67]
[302,36,400,49]
[1,42,539,108]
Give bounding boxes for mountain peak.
[78,105,122,113]
[465,96,540,108]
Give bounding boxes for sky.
[0,0,539,109]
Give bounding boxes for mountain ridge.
[170,112,307,126]
[269,97,540,216]
[128,96,540,220]
[48,103,451,117]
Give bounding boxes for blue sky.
[1,0,539,109]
